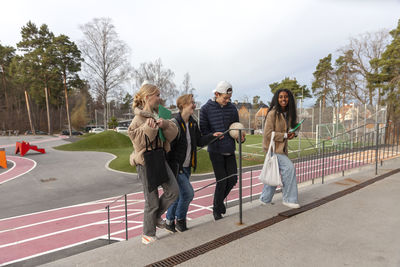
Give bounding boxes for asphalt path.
[0,135,142,219]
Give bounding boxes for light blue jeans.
[260,153,299,204]
[166,167,194,220]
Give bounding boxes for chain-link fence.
[152,104,388,158]
[196,103,388,159]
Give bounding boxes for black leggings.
[209,152,238,214]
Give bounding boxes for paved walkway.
[42,157,400,267]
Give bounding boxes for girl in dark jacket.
[166,94,223,232]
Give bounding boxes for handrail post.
[322,141,325,184]
[250,169,253,202]
[125,194,128,240]
[375,123,378,174]
[238,129,243,225]
[106,206,111,244]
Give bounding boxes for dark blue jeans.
[166,167,194,220]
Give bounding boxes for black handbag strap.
[145,134,161,152]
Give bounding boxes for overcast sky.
[1,0,400,107]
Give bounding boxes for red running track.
[0,156,36,185]
[0,171,264,265]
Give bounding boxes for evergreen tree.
[17,21,61,134]
[333,50,358,106]
[108,116,118,129]
[269,77,311,100]
[53,34,83,136]
[369,19,400,123]
[121,92,132,111]
[0,44,16,127]
[312,54,333,107]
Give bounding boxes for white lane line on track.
[0,170,257,222]
[0,235,110,267]
[0,183,265,266]
[0,159,16,176]
[0,178,264,246]
[0,210,144,249]
[0,203,146,234]
[0,173,263,246]
[0,172,261,237]
[0,197,123,222]
[0,157,37,185]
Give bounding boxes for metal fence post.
[125,194,128,240]
[375,123,379,175]
[238,129,243,225]
[250,169,253,202]
[322,141,325,184]
[106,206,111,244]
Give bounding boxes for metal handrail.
[104,127,252,242]
[103,123,399,243]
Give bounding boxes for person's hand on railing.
[213,132,224,140]
[239,131,246,143]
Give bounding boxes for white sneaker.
[142,234,157,244]
[260,199,273,206]
[282,202,300,209]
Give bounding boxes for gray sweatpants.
[137,162,179,236]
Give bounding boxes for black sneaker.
[176,219,188,232]
[213,212,223,221]
[165,221,177,233]
[221,204,226,215]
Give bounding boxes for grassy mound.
[55,130,131,151]
[54,130,136,173]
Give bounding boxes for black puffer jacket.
[167,113,214,176]
[199,99,239,154]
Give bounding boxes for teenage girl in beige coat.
[128,83,179,244]
[260,89,300,209]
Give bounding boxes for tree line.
[1,18,399,134]
[0,18,194,135]
[267,20,399,124]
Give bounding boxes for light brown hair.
[176,94,194,112]
[132,84,159,109]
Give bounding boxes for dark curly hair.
[268,89,297,129]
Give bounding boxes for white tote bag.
[259,132,282,186]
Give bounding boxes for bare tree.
[79,17,131,128]
[180,72,195,95]
[133,58,178,105]
[340,30,390,105]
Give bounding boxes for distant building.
[255,107,269,133]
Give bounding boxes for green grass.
[54,131,137,172]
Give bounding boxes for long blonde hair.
[132,84,159,109]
